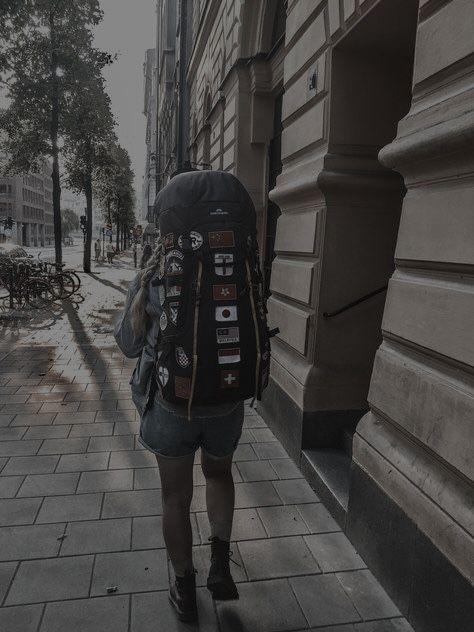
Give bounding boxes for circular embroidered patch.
[160,311,168,331]
[175,346,191,368]
[158,366,169,386]
[178,231,203,251]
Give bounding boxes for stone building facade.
[151,1,474,629]
[0,161,54,246]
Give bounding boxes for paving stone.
[304,533,366,572]
[27,392,65,403]
[56,451,109,472]
[193,463,206,485]
[0,561,18,603]
[41,402,79,413]
[253,441,290,459]
[274,478,319,504]
[60,518,132,556]
[133,467,161,489]
[251,427,278,442]
[270,457,304,479]
[97,410,136,422]
[69,422,114,437]
[11,413,55,426]
[232,443,259,461]
[0,427,27,440]
[190,484,206,512]
[77,469,134,493]
[234,481,282,508]
[238,536,319,580]
[0,440,41,457]
[0,498,42,526]
[17,472,79,497]
[1,455,59,476]
[132,515,166,550]
[91,548,168,595]
[337,570,401,619]
[38,437,89,455]
[5,555,94,605]
[0,604,43,632]
[216,579,307,632]
[131,588,217,632]
[297,502,341,533]
[309,626,356,632]
[36,493,103,524]
[24,425,71,440]
[238,428,254,443]
[0,413,14,427]
[102,489,162,519]
[354,620,414,632]
[197,507,267,543]
[113,421,140,435]
[109,449,156,469]
[1,403,41,414]
[0,457,6,472]
[236,459,278,482]
[0,476,24,498]
[79,400,117,412]
[53,411,96,424]
[243,415,266,428]
[40,595,129,632]
[88,435,134,452]
[0,523,65,560]
[290,574,361,627]
[258,505,309,537]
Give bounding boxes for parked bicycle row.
[0,249,81,309]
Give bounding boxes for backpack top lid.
[153,170,256,232]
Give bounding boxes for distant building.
[142,47,157,223]
[0,160,54,246]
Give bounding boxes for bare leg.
[156,452,195,577]
[201,451,235,541]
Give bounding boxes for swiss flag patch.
[220,370,239,388]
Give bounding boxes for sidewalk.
[0,253,414,632]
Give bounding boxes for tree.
[0,1,111,265]
[60,208,79,237]
[63,72,116,272]
[95,142,136,252]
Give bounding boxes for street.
[0,246,414,632]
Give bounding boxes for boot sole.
[207,581,239,601]
[168,594,198,622]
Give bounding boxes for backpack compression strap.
[188,259,203,421]
[245,258,262,403]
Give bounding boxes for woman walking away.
[114,170,272,622]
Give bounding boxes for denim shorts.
[139,398,244,458]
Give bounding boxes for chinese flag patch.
[213,284,237,301]
[175,376,191,399]
[221,370,239,388]
[209,231,235,248]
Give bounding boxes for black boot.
[169,568,198,622]
[207,536,239,600]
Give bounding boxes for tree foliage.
[0,0,112,264]
[61,207,79,236]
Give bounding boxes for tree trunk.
[107,199,112,242]
[83,173,93,273]
[50,11,62,265]
[116,218,120,252]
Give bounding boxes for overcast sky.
[94,0,156,201]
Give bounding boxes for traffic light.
[80,216,87,233]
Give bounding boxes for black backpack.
[152,170,276,418]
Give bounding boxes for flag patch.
[221,370,239,388]
[215,306,237,322]
[209,231,235,248]
[218,348,241,365]
[169,302,179,326]
[166,285,181,298]
[214,253,234,277]
[213,284,237,301]
[158,366,169,387]
[167,260,183,275]
[175,347,190,368]
[216,327,240,345]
